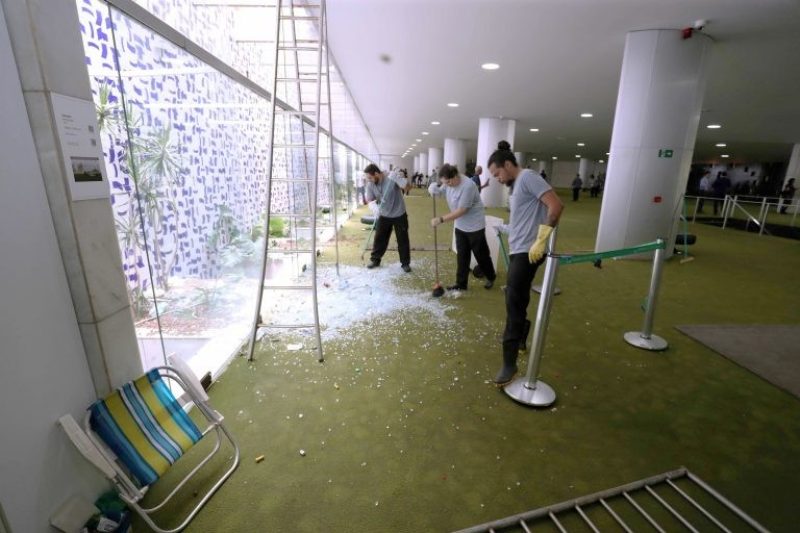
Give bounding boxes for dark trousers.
[371,213,410,266]
[455,227,496,288]
[502,253,544,352]
[572,188,580,201]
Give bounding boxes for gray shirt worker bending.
[364,164,412,271]
[429,164,496,290]
[489,143,564,385]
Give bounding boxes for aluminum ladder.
[248,0,339,362]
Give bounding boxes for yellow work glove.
[528,224,554,263]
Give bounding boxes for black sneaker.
[401,264,412,273]
[484,279,495,289]
[367,261,380,269]
[447,284,466,291]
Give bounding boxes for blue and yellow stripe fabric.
[89,369,203,486]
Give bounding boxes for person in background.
[364,164,413,272]
[429,164,496,291]
[470,165,489,192]
[488,141,564,386]
[697,170,712,213]
[355,172,366,205]
[780,178,796,214]
[712,171,731,215]
[571,174,582,201]
[588,174,599,197]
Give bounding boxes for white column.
[418,152,429,176]
[412,155,418,174]
[477,118,516,207]
[514,151,526,169]
[538,160,549,175]
[596,29,712,256]
[784,143,800,214]
[443,137,466,172]
[428,147,443,175]
[579,158,592,180]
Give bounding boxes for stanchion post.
[624,240,668,351]
[504,254,559,407]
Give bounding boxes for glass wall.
[76,0,377,376]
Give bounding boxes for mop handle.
[432,193,440,283]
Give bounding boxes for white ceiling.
[327,0,800,166]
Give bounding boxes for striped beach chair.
[59,357,239,533]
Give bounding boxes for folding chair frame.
[60,360,240,533]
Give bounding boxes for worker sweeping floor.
[138,189,800,533]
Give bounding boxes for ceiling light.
[599,160,605,163]
[531,158,537,162]
[421,132,429,135]
[447,102,459,108]
[529,128,539,132]
[431,121,440,125]
[552,156,558,160]
[580,113,593,118]
[716,143,727,147]
[707,124,722,129]
[606,152,610,155]
[721,154,729,158]
[481,62,500,70]
[577,142,585,147]
[415,139,421,142]
[575,155,581,158]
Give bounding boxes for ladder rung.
[257,323,316,329]
[274,144,316,148]
[279,45,320,51]
[276,109,317,115]
[271,178,314,182]
[268,249,315,254]
[280,16,319,21]
[277,78,320,83]
[263,285,313,290]
[269,213,313,218]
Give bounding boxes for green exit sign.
[658,149,674,158]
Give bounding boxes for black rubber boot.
[493,346,518,386]
[519,319,532,352]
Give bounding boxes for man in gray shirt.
[429,164,496,290]
[488,141,564,385]
[364,164,412,272]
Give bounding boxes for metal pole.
[721,195,731,229]
[504,254,559,407]
[624,240,668,351]
[759,197,768,235]
[691,196,699,222]
[533,228,562,295]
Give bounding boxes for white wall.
[0,6,107,531]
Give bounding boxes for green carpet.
[138,189,800,532]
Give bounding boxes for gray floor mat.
[676,324,800,400]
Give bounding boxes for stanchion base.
[532,284,562,295]
[504,378,556,407]
[624,331,668,351]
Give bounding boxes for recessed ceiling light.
[411,144,416,147]
[721,154,729,158]
[447,102,459,108]
[715,143,727,147]
[481,62,500,70]
[707,124,722,129]
[529,128,539,132]
[415,138,421,142]
[531,158,537,162]
[606,152,610,155]
[552,156,558,160]
[431,121,440,125]
[599,160,605,163]
[581,113,593,118]
[577,142,585,147]
[575,155,581,158]
[421,132,429,135]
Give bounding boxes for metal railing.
[685,194,798,233]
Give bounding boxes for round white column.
[413,154,419,174]
[428,147,443,175]
[514,151,526,169]
[477,117,516,207]
[538,160,549,175]
[596,29,712,256]
[443,138,467,172]
[579,158,592,180]
[418,152,428,176]
[783,143,800,214]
